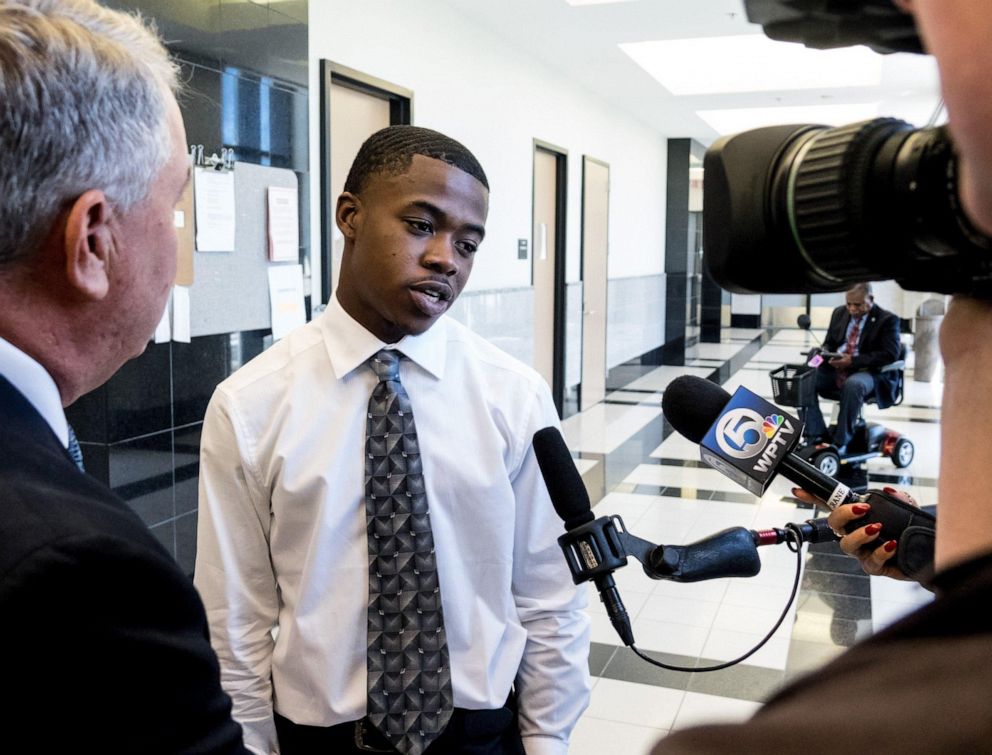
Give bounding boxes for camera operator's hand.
[793,487,914,581]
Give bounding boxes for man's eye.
[406,219,433,233]
[457,241,478,255]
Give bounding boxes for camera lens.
[703,117,992,296]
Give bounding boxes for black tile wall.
[65,1,308,577]
[664,139,708,363]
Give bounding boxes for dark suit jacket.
[821,302,902,408]
[0,376,246,753]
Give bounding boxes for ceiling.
[440,0,942,147]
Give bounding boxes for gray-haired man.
[0,1,245,751]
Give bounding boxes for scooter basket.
[770,364,816,408]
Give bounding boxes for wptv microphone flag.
[700,387,803,496]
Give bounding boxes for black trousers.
[274,700,525,755]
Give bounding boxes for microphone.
[533,427,635,646]
[662,375,858,507]
[662,375,937,580]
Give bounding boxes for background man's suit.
[804,303,901,447]
[0,376,246,753]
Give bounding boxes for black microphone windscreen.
[662,376,732,443]
[533,427,594,530]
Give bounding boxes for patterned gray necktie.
[67,424,85,472]
[365,349,452,755]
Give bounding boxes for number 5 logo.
[715,408,767,460]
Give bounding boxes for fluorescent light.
[620,35,883,95]
[565,0,639,5]
[697,103,882,136]
[697,97,947,136]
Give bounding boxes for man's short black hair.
[343,125,489,195]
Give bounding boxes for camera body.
[703,1,992,297]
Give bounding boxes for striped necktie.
[67,424,85,472]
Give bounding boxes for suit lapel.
[860,308,880,348]
[0,375,74,466]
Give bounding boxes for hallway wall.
[308,0,670,368]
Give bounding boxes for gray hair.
[848,282,874,300]
[0,0,179,267]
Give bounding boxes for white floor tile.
[701,628,791,670]
[570,717,667,755]
[562,403,662,454]
[574,457,599,476]
[637,594,721,628]
[624,365,713,393]
[671,691,762,731]
[583,678,686,731]
[629,615,710,657]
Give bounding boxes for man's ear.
[336,191,361,240]
[63,190,113,300]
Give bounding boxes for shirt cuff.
[522,735,570,755]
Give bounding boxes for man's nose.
[423,237,458,276]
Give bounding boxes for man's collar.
[0,335,69,447]
[318,295,447,381]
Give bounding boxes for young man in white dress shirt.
[195,126,591,755]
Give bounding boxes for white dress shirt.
[195,295,591,755]
[0,335,68,447]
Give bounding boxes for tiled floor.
[561,326,939,753]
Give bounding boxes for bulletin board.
[188,161,300,338]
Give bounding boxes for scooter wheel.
[892,438,914,468]
[811,449,840,477]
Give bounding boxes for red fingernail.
[865,523,882,536]
[852,504,870,515]
[883,486,897,495]
[883,540,897,553]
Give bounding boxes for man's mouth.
[409,281,454,317]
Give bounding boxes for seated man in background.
[803,282,901,453]
[196,125,590,755]
[0,0,244,751]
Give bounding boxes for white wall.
[308,1,668,303]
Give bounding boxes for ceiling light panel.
[697,103,882,135]
[620,35,883,95]
[565,0,640,5]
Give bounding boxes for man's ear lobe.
[336,192,361,240]
[64,190,113,300]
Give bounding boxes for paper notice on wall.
[194,167,236,252]
[267,264,306,341]
[172,285,191,343]
[267,185,300,262]
[153,289,172,344]
[174,155,196,284]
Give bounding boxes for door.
[580,157,609,411]
[320,62,412,303]
[532,144,567,415]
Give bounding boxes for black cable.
[629,525,806,673]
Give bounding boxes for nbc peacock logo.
[762,414,785,438]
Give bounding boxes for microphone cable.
[629,521,808,673]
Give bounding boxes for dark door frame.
[532,140,568,416]
[319,60,413,301]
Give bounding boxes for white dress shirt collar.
[0,335,69,447]
[320,294,448,382]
